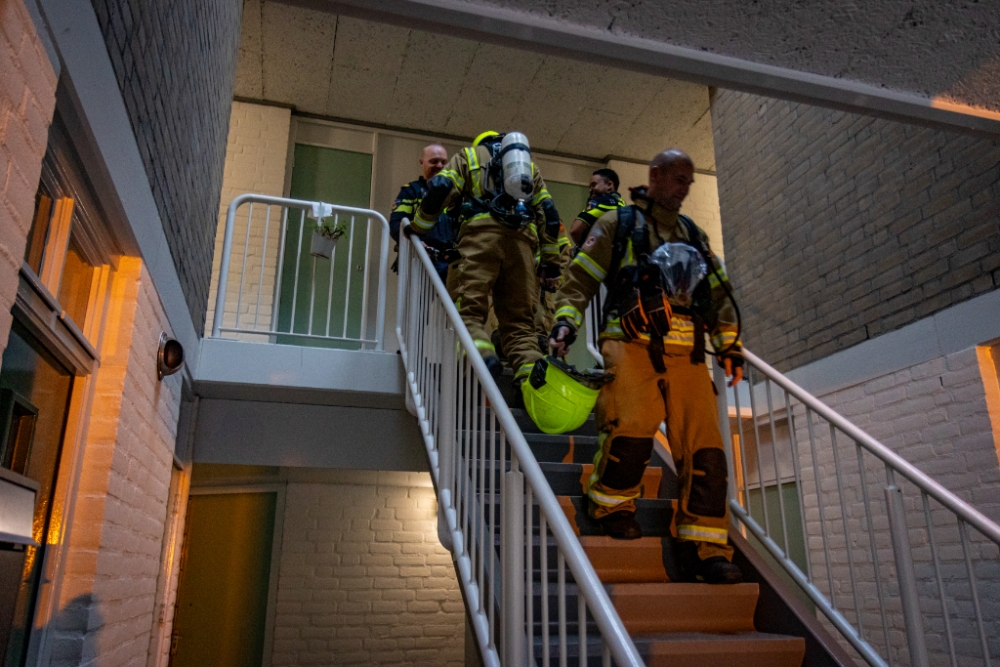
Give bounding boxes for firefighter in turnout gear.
[549,149,744,585]
[411,131,563,382]
[569,168,626,247]
[389,143,458,281]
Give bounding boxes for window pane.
[24,186,54,274]
[57,234,94,329]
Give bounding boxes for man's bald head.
[647,149,695,211]
[420,144,448,181]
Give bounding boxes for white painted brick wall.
[782,346,1000,665]
[204,101,291,339]
[0,0,57,367]
[50,259,183,667]
[272,470,464,667]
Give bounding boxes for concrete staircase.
[493,376,806,667]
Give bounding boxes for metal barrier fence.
[714,352,1000,667]
[395,227,644,667]
[210,194,390,349]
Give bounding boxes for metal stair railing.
[211,194,390,349]
[716,351,1000,667]
[584,303,1000,667]
[395,227,644,667]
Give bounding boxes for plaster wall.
[271,470,464,667]
[0,0,57,367]
[454,0,1000,113]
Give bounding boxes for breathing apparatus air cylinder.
[497,132,534,224]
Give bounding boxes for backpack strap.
[602,205,652,325]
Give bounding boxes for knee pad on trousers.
[688,448,728,518]
[600,437,654,490]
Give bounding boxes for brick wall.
[0,0,57,366]
[272,470,464,667]
[712,90,1000,371]
[89,0,243,333]
[51,259,183,667]
[204,100,291,338]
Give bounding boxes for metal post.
[712,361,737,503]
[503,470,526,667]
[439,326,457,503]
[885,483,930,667]
[212,197,242,337]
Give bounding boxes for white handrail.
[212,193,390,349]
[396,225,644,667]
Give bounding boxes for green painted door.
[546,181,594,369]
[169,492,276,667]
[277,144,373,349]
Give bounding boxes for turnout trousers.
[451,224,543,379]
[588,339,733,561]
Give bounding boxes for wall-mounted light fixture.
[157,332,184,380]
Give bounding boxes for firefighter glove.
[548,320,577,358]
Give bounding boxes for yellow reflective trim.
[677,524,729,545]
[541,244,560,253]
[439,168,464,189]
[588,487,640,507]
[531,187,552,206]
[554,305,583,328]
[573,253,607,282]
[514,363,534,380]
[412,211,437,231]
[712,331,739,348]
[474,339,496,354]
[468,212,493,223]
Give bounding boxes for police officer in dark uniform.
[390,143,457,280]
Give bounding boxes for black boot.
[675,541,743,584]
[598,511,642,540]
[483,354,503,382]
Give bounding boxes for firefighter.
[569,168,627,247]
[410,131,562,382]
[389,143,458,280]
[548,149,744,584]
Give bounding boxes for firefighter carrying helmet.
[522,357,614,434]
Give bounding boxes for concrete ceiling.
[235,0,716,170]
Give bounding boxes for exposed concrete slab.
[192,398,427,470]
[194,338,405,408]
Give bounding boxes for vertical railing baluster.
[885,468,929,667]
[578,594,587,667]
[830,427,863,634]
[765,378,791,554]
[270,207,289,334]
[923,494,957,667]
[253,204,271,331]
[558,551,567,667]
[342,216,356,339]
[958,519,990,667]
[805,407,837,607]
[478,384,487,614]
[734,381,751,512]
[289,209,305,334]
[359,215,372,346]
[324,214,338,337]
[747,366,771,536]
[784,393,811,579]
[527,485,535,665]
[234,202,254,331]
[541,514,550,667]
[857,442,891,656]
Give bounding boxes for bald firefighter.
[410,131,562,382]
[549,149,744,584]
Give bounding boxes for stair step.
[608,583,759,635]
[634,632,806,667]
[532,632,804,667]
[579,536,670,583]
[559,496,674,537]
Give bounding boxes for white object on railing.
[395,222,644,667]
[715,350,1000,667]
[212,193,390,350]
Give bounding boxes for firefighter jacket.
[412,145,562,267]
[553,198,740,355]
[389,177,456,250]
[573,192,626,243]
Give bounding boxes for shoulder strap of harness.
[602,205,651,324]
